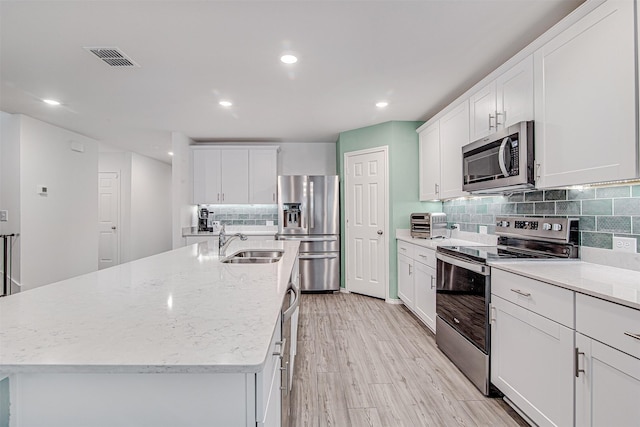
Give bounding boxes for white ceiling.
[1,0,584,163]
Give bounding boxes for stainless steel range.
[435,216,579,395]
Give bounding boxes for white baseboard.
[385,298,403,305]
[339,287,350,294]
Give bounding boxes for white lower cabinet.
[397,253,415,309]
[396,239,436,333]
[413,260,436,332]
[490,294,574,427]
[576,333,640,427]
[575,293,640,427]
[491,269,640,427]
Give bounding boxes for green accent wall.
[336,121,441,299]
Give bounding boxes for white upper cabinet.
[220,149,249,204]
[192,146,278,205]
[470,56,533,141]
[534,0,637,188]
[419,101,469,201]
[419,121,441,200]
[496,55,534,129]
[439,100,469,199]
[249,149,278,204]
[469,81,497,141]
[193,148,222,204]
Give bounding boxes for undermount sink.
[221,249,284,264]
[232,250,284,258]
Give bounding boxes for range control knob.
[498,220,510,228]
[542,223,552,231]
[552,223,563,232]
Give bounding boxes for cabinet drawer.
[414,246,436,268]
[397,240,415,259]
[576,294,640,359]
[491,269,574,328]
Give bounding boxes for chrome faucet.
[218,224,247,257]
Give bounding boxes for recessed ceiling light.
[219,101,232,107]
[43,99,61,106]
[376,101,388,108]
[168,151,174,156]
[280,54,298,64]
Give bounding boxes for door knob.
[111,226,117,230]
[377,230,383,235]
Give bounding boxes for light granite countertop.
[182,225,278,237]
[0,240,299,374]
[490,260,640,311]
[396,229,495,249]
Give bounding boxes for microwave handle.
[498,137,510,178]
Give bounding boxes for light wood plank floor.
[291,292,528,427]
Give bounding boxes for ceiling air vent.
[84,47,139,67]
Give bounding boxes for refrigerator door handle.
[298,254,338,260]
[310,180,314,230]
[277,236,338,242]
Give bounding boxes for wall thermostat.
[37,185,48,195]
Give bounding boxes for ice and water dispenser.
[282,203,303,229]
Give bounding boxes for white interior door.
[345,148,387,299]
[98,172,120,270]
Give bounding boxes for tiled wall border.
[443,185,640,252]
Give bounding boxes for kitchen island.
[0,239,300,426]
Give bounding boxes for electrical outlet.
[478,225,488,234]
[0,210,7,222]
[452,223,460,230]
[613,236,637,253]
[212,221,220,226]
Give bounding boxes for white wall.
[277,142,336,175]
[172,132,196,249]
[0,112,21,293]
[130,153,172,260]
[19,115,99,290]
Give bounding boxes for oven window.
[436,259,489,352]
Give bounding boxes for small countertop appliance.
[410,213,447,239]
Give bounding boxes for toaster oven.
[410,213,447,239]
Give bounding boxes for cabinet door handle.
[435,183,439,195]
[495,111,504,127]
[430,275,435,289]
[222,193,225,202]
[217,193,220,202]
[575,347,585,378]
[489,304,496,324]
[489,113,495,130]
[535,163,541,181]
[510,288,531,297]
[408,265,412,275]
[400,247,407,252]
[624,332,640,341]
[418,254,427,258]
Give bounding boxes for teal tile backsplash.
[199,204,278,225]
[443,184,640,252]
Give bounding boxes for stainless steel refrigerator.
[276,175,340,292]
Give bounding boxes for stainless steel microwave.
[462,121,535,193]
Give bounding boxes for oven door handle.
[436,253,490,276]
